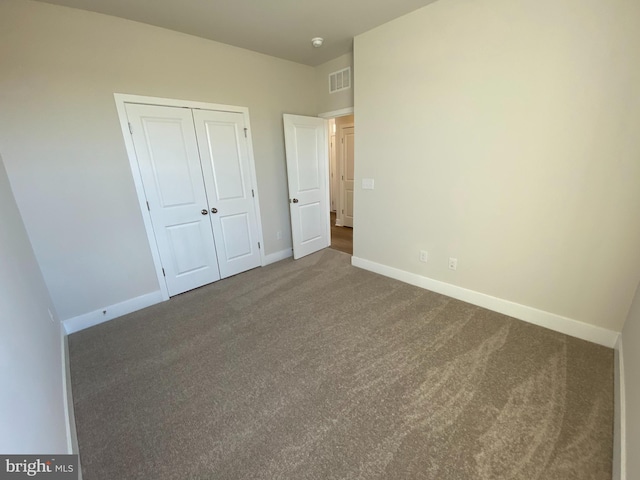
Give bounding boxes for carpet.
[69,248,613,479]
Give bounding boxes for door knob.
[211,207,218,214]
[201,209,208,215]
[292,198,299,203]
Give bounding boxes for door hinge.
[342,209,344,214]
[244,127,248,138]
[341,138,344,144]
[258,242,261,249]
[146,201,150,211]
[128,122,133,134]
[342,175,344,180]
[251,189,255,198]
[162,268,165,277]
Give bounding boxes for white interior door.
[341,126,355,228]
[126,103,221,296]
[283,114,330,260]
[193,109,261,278]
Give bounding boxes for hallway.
[330,211,353,255]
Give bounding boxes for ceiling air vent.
[329,67,351,94]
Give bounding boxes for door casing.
[114,93,266,301]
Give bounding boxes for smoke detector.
[311,37,324,48]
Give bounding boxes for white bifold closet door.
[126,103,261,296]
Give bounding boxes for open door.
[283,114,330,259]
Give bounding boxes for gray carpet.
[69,249,614,479]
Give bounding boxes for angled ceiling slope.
[34,0,438,66]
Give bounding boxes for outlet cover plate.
[362,178,375,190]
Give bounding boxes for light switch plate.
[362,178,375,190]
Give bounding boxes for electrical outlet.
[276,231,282,240]
[448,257,458,270]
[419,250,428,263]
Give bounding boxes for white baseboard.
[60,323,75,454]
[63,290,164,335]
[264,248,293,265]
[351,256,619,348]
[614,336,626,480]
[60,323,82,478]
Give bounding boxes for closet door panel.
[193,110,262,278]
[126,103,221,296]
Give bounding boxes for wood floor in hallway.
[330,211,353,255]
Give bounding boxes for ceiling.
[35,0,437,66]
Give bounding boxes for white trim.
[324,118,332,254]
[60,323,74,454]
[60,324,83,478]
[63,290,164,334]
[113,93,267,298]
[614,336,626,480]
[241,111,267,268]
[113,95,170,300]
[114,93,254,113]
[351,256,619,348]
[264,248,293,265]
[318,107,354,119]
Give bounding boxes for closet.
[125,102,262,296]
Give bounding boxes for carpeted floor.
[69,249,613,479]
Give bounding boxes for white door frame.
[318,107,354,119]
[114,93,266,301]
[329,125,337,212]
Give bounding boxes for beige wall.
[4,0,637,333]
[353,0,640,331]
[0,154,68,453]
[621,282,640,477]
[0,0,317,320]
[315,53,354,114]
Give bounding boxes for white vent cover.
[329,67,351,94]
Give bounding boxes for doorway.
[328,114,354,255]
[282,109,354,260]
[329,212,353,254]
